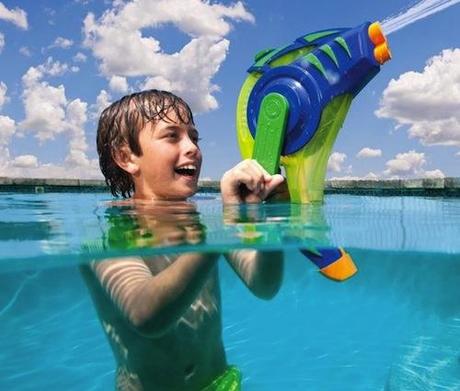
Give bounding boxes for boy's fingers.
[251,159,272,181]
[240,161,265,193]
[261,174,285,199]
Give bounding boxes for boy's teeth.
[177,165,196,170]
[175,165,197,176]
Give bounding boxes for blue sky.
[0,0,459,180]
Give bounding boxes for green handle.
[252,92,289,175]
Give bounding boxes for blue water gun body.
[236,22,391,280]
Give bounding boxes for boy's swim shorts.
[201,366,241,391]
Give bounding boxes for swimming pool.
[1,192,459,390]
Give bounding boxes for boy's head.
[97,90,202,200]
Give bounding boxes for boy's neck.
[133,190,187,202]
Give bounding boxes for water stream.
[381,0,460,34]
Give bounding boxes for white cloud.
[0,58,100,179]
[22,57,70,88]
[328,152,347,173]
[50,36,74,49]
[82,0,254,113]
[91,89,112,119]
[109,75,128,93]
[384,150,426,177]
[73,52,87,62]
[0,160,103,179]
[0,114,15,145]
[199,176,213,182]
[456,151,460,157]
[376,49,460,146]
[0,81,7,109]
[330,172,379,180]
[19,58,77,141]
[0,2,28,29]
[0,32,4,53]
[11,154,38,168]
[0,146,9,168]
[424,169,445,178]
[356,147,382,158]
[19,46,31,56]
[0,115,15,171]
[66,98,90,167]
[20,79,68,141]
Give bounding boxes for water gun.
[236,21,391,280]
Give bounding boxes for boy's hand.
[220,159,285,204]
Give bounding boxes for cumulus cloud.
[328,152,347,173]
[376,49,460,146]
[19,57,80,142]
[109,75,128,93]
[11,154,38,168]
[50,36,74,49]
[384,150,426,177]
[20,63,69,141]
[90,89,112,120]
[0,114,15,145]
[73,52,87,62]
[19,46,31,56]
[2,57,100,179]
[0,114,15,171]
[0,2,28,29]
[424,169,445,178]
[22,57,70,88]
[0,160,102,179]
[82,0,254,112]
[356,147,382,158]
[65,98,90,167]
[330,172,379,180]
[0,81,7,109]
[0,32,4,53]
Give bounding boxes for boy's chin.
[176,182,198,198]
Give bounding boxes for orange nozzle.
[374,41,392,64]
[368,22,386,45]
[368,22,392,65]
[319,249,358,282]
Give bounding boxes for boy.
[81,90,285,390]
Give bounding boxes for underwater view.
[1,192,459,390]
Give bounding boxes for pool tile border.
[0,177,459,196]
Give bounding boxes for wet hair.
[97,90,195,198]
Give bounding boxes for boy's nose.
[183,136,199,155]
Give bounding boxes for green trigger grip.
[252,93,289,175]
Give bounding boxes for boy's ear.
[112,145,140,175]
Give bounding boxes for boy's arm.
[90,252,219,337]
[220,159,285,299]
[224,250,283,299]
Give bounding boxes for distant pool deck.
[1,176,459,196]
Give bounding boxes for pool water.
[1,192,459,390]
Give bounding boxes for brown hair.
[96,90,194,198]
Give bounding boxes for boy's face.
[132,110,202,200]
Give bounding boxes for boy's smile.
[132,111,202,201]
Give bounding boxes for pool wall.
[1,176,459,196]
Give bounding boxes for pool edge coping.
[0,176,459,196]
